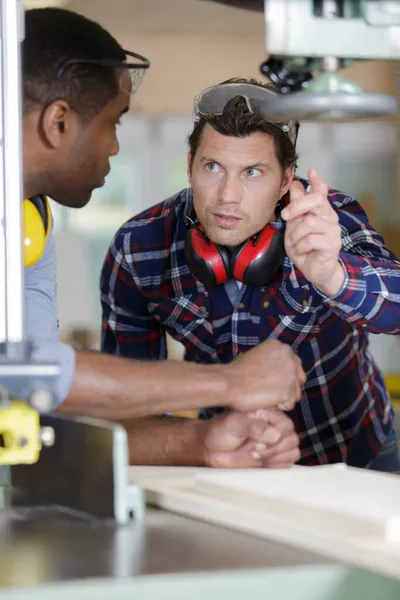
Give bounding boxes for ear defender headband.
[23,196,51,268]
[184,200,286,288]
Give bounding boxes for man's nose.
[110,137,120,157]
[219,173,241,205]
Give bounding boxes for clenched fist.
[224,339,305,413]
[200,408,300,469]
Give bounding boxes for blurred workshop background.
[25,0,400,426]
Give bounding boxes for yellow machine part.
[0,401,41,465]
[23,196,51,268]
[0,197,50,466]
[383,374,400,415]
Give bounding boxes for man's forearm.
[56,349,228,420]
[122,416,207,466]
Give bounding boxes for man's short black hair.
[23,8,126,120]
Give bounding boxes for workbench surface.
[0,504,331,588]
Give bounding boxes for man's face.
[45,71,131,209]
[188,124,294,247]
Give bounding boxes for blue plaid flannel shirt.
[100,179,400,467]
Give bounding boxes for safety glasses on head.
[193,82,298,146]
[55,50,150,96]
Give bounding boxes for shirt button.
[154,314,161,321]
[238,302,245,309]
[199,306,207,313]
[301,299,309,309]
[263,301,270,309]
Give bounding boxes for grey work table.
[2,504,400,600]
[0,418,333,588]
[3,416,397,600]
[0,503,331,588]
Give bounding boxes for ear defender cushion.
[23,195,51,268]
[185,227,230,287]
[231,225,285,287]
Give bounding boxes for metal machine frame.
[0,1,143,525]
[0,0,59,469]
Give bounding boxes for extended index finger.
[282,190,333,221]
[308,168,328,198]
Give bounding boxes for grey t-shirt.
[3,227,75,408]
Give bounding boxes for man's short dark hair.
[188,78,299,173]
[23,8,126,120]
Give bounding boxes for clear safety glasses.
[193,82,298,146]
[55,49,150,96]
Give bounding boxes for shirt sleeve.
[312,193,400,334]
[24,226,59,345]
[100,230,167,360]
[17,226,76,408]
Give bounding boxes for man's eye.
[205,162,220,172]
[246,168,261,177]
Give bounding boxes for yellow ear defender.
[23,195,51,268]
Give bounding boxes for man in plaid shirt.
[101,78,400,471]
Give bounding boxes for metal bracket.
[10,414,145,524]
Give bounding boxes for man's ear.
[187,151,193,185]
[40,100,77,149]
[279,165,295,199]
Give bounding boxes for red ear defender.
[184,197,286,288]
[231,225,285,287]
[185,219,230,287]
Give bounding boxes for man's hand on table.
[225,339,306,413]
[199,408,300,469]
